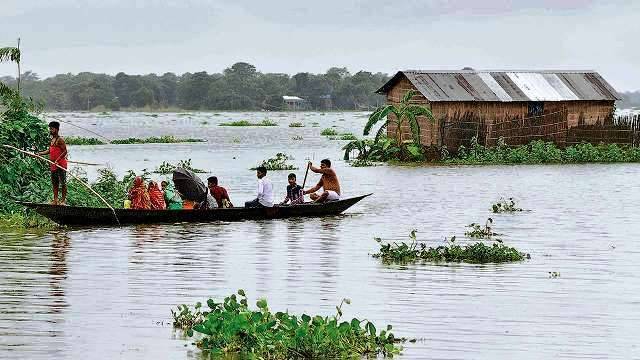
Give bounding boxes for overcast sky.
[1,0,638,91]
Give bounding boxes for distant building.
[376,69,633,150]
[283,96,307,111]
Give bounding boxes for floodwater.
[1,111,639,359]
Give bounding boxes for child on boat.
[280,173,304,205]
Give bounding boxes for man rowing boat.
[37,121,68,205]
[303,159,341,203]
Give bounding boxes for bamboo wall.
[384,75,633,152]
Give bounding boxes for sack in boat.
[172,167,207,202]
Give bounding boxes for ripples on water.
[1,112,639,359]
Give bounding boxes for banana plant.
[363,89,435,159]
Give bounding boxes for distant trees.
[4,62,389,111]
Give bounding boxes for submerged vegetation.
[251,153,298,171]
[172,290,404,358]
[320,128,339,136]
[373,229,528,264]
[66,135,204,145]
[492,198,524,213]
[444,137,640,164]
[219,119,278,127]
[154,159,206,175]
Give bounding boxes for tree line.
[0,62,390,111]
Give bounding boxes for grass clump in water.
[251,153,298,171]
[289,122,304,127]
[373,229,528,264]
[219,119,278,127]
[154,159,206,175]
[339,133,357,140]
[110,136,204,144]
[172,290,404,358]
[321,128,339,136]
[492,198,524,213]
[66,137,106,145]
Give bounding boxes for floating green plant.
[110,136,205,145]
[154,159,206,174]
[372,230,528,264]
[289,122,304,127]
[321,128,339,136]
[172,290,404,358]
[292,135,304,141]
[66,136,106,145]
[251,153,298,170]
[220,119,278,127]
[492,198,524,213]
[465,218,501,239]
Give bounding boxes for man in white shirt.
[245,166,274,207]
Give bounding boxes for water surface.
[1,111,639,359]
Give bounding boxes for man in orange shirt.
[38,121,68,205]
[303,159,341,203]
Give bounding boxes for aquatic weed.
[492,198,524,213]
[172,290,404,358]
[251,153,298,170]
[154,159,206,174]
[465,218,501,239]
[321,128,339,136]
[372,230,528,264]
[289,122,304,127]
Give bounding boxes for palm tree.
[363,89,435,151]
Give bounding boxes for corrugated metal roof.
[376,70,620,102]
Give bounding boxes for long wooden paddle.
[301,161,311,189]
[3,144,120,225]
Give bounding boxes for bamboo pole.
[3,144,120,225]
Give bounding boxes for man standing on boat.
[37,121,68,205]
[303,159,341,203]
[245,166,274,208]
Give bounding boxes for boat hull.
[17,194,371,226]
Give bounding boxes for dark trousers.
[244,198,265,208]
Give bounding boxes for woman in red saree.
[148,181,166,210]
[128,177,152,210]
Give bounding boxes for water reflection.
[48,231,70,315]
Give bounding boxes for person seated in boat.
[128,176,152,210]
[148,180,166,210]
[303,159,341,203]
[245,166,273,208]
[208,176,233,208]
[161,180,183,210]
[279,173,304,205]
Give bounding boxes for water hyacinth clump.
[372,230,528,264]
[109,136,204,144]
[320,128,339,136]
[251,153,298,171]
[154,159,206,174]
[172,290,404,358]
[219,119,278,127]
[65,136,106,145]
[464,218,501,239]
[492,198,524,213]
[289,122,304,127]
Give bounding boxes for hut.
[376,70,628,150]
[283,96,307,111]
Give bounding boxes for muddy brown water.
[1,111,639,359]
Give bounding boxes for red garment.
[49,137,67,171]
[128,177,152,210]
[148,181,166,210]
[210,185,232,208]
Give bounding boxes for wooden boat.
[17,194,371,226]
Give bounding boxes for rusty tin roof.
[376,70,620,102]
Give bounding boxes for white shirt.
[257,177,274,207]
